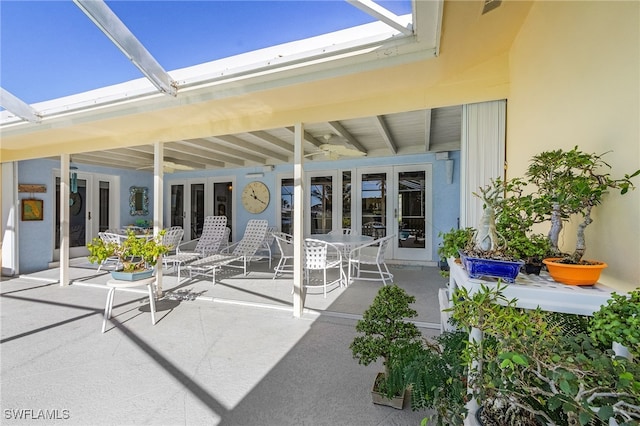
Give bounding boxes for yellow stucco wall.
[507,1,640,291]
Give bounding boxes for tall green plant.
[401,330,469,426]
[350,284,422,398]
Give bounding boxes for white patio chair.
[347,234,394,285]
[177,216,227,257]
[272,231,294,279]
[96,232,124,272]
[304,238,346,298]
[162,227,184,254]
[161,227,190,280]
[256,226,278,268]
[187,219,268,284]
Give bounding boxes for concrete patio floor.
[1,259,447,425]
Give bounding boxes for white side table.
[102,277,157,333]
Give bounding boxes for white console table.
[447,258,614,316]
[446,258,615,425]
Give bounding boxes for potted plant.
[526,146,639,285]
[589,289,640,360]
[437,227,475,276]
[88,229,169,280]
[492,182,551,275]
[350,284,422,409]
[458,178,525,283]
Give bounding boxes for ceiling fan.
[307,134,367,160]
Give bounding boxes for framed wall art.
[22,198,44,221]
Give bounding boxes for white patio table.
[446,258,615,425]
[307,233,374,248]
[305,234,374,282]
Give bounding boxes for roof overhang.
[0,0,442,140]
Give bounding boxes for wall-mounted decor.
[22,199,44,221]
[129,186,149,216]
[18,184,47,193]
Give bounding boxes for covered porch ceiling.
[58,105,462,172]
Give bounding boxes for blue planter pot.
[459,250,523,283]
[110,269,154,281]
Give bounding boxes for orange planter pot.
[543,258,608,286]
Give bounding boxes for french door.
[356,165,432,261]
[168,180,205,241]
[167,178,233,242]
[305,171,338,235]
[278,165,432,261]
[54,172,119,259]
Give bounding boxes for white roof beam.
[328,120,367,153]
[178,140,247,166]
[215,135,289,163]
[0,87,41,123]
[285,127,324,149]
[200,138,267,164]
[250,131,295,153]
[73,0,177,97]
[424,109,432,151]
[346,0,413,36]
[374,115,397,154]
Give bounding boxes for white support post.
[154,142,164,296]
[60,154,70,286]
[292,123,305,318]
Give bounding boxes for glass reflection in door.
[191,183,205,239]
[342,171,352,231]
[98,180,110,232]
[280,178,294,235]
[214,182,232,243]
[397,171,426,249]
[310,175,333,234]
[360,172,387,238]
[170,184,184,229]
[55,177,87,249]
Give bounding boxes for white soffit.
[0,0,443,133]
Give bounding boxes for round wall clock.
[241,181,270,214]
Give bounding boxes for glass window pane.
[361,172,386,238]
[281,178,294,235]
[310,176,332,234]
[398,171,426,249]
[342,171,351,230]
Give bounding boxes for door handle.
[88,211,91,220]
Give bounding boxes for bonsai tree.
[526,146,639,263]
[589,290,640,359]
[88,229,168,272]
[468,177,529,261]
[496,185,551,271]
[350,284,422,399]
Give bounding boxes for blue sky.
[1,1,411,105]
